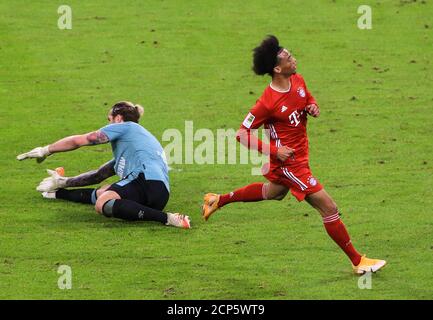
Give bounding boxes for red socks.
[218,183,266,207]
[323,212,362,266]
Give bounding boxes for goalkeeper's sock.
[103,199,168,223]
[218,183,265,207]
[323,212,362,266]
[55,188,97,204]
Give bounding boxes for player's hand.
[277,146,295,162]
[36,169,68,192]
[17,146,51,163]
[306,104,320,117]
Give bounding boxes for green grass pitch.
[0,0,432,299]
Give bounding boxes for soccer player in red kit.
[202,35,386,274]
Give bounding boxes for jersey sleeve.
[240,99,272,129]
[237,99,278,157]
[99,123,129,141]
[302,77,317,106]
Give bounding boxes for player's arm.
[303,78,320,117]
[17,130,109,162]
[49,130,110,152]
[36,160,116,192]
[236,101,294,162]
[65,160,115,187]
[236,100,275,155]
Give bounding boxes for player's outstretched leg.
[96,191,190,229]
[41,184,111,205]
[44,188,97,204]
[202,182,288,221]
[202,182,266,221]
[306,189,386,274]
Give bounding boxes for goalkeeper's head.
[252,35,297,77]
[108,101,144,123]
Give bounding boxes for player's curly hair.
[110,101,144,123]
[252,35,282,76]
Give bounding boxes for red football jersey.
[240,73,317,168]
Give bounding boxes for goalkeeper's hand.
[17,146,51,163]
[36,169,68,192]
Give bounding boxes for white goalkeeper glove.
[36,169,68,192]
[17,145,51,163]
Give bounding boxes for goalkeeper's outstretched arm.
[17,130,109,162]
[65,160,115,187]
[50,130,109,153]
[37,160,116,192]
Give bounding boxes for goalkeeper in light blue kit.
[17,101,190,229]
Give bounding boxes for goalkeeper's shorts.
[107,173,169,210]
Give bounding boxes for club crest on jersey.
[308,176,317,186]
[242,112,255,129]
[297,87,306,98]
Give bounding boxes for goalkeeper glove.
[36,169,68,192]
[17,145,51,163]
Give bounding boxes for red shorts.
[262,164,323,201]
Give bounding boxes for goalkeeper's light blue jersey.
[100,122,169,192]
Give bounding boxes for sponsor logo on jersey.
[289,110,301,126]
[308,176,317,186]
[242,112,255,128]
[297,87,306,98]
[281,106,287,113]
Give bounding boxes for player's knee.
[94,203,102,215]
[324,202,338,216]
[95,198,116,217]
[96,185,109,198]
[96,188,103,198]
[264,184,288,201]
[272,194,285,201]
[95,198,105,214]
[271,189,288,201]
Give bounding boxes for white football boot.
[166,213,191,229]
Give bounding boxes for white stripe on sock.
[323,212,340,223]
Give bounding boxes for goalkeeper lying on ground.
[17,101,190,229]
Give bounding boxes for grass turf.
[0,0,432,299]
